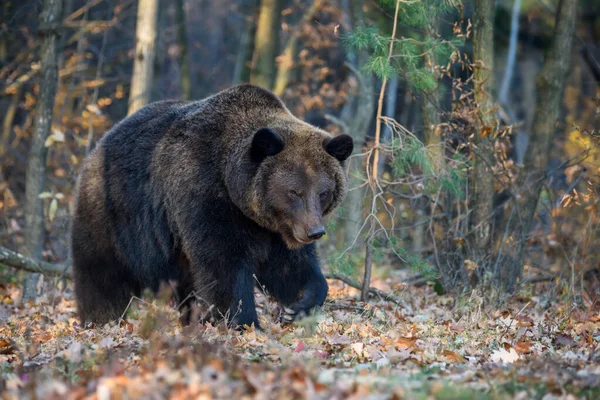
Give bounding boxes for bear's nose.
[307,226,326,240]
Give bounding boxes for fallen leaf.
[490,347,520,363]
[327,333,352,345]
[516,315,534,327]
[394,337,418,351]
[448,323,465,333]
[294,341,305,352]
[351,342,365,357]
[514,341,533,354]
[554,334,574,347]
[0,339,16,355]
[441,349,465,363]
[62,341,82,363]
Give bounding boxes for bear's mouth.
[280,227,314,248]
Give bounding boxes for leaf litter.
[0,278,599,399]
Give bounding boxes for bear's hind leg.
[73,254,138,325]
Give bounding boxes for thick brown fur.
[71,84,353,329]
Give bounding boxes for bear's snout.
[307,225,326,240]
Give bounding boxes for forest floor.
[1,275,600,399]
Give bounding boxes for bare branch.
[0,246,71,278]
[325,273,410,310]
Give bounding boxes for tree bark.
[496,0,578,291]
[471,0,496,269]
[342,0,375,247]
[250,0,281,90]
[22,0,62,300]
[128,0,159,115]
[175,0,191,100]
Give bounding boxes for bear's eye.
[289,190,302,198]
[319,191,329,200]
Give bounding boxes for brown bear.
[71,84,353,329]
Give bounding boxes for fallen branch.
[0,246,71,278]
[325,273,409,309]
[522,275,557,284]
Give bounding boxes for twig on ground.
[325,302,369,312]
[325,273,409,309]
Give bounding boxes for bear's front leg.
[258,243,328,323]
[279,260,328,323]
[229,265,261,330]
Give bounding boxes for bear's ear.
[324,134,354,162]
[251,128,284,162]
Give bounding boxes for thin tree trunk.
[421,18,453,283]
[65,7,89,115]
[250,0,281,90]
[342,0,375,247]
[86,4,113,156]
[362,0,401,300]
[0,3,8,64]
[233,0,259,85]
[22,0,62,300]
[232,19,253,85]
[175,0,191,100]
[377,75,398,173]
[1,84,21,156]
[471,0,496,271]
[497,0,577,291]
[128,0,159,115]
[499,0,521,107]
[273,0,322,96]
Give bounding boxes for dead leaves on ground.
[1,279,600,399]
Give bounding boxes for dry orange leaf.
[35,332,52,343]
[394,337,418,351]
[0,339,15,355]
[514,341,533,354]
[442,349,465,363]
[516,315,534,327]
[480,126,493,138]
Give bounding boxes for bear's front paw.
[279,278,327,324]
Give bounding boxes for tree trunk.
[470,0,496,271]
[233,0,259,85]
[22,0,62,300]
[128,0,159,115]
[1,84,21,156]
[250,0,281,90]
[496,0,578,291]
[377,75,398,173]
[175,0,191,100]
[499,0,521,108]
[0,2,14,65]
[342,0,375,247]
[273,0,322,96]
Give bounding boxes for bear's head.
[229,115,353,249]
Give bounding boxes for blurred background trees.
[0,0,598,306]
